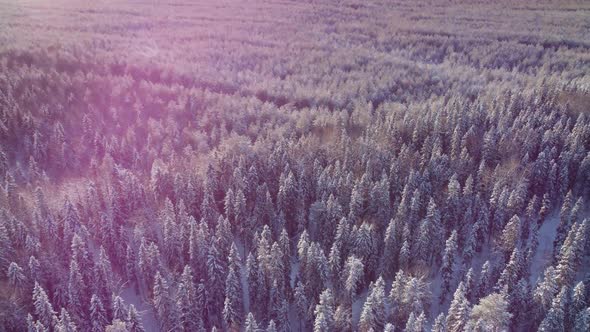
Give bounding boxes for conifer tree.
[89,294,108,332]
[446,282,470,332]
[127,304,145,332]
[55,308,76,332]
[245,312,259,332]
[313,289,335,332]
[153,271,176,331]
[33,282,57,329]
[440,230,458,302]
[177,265,201,331]
[7,261,25,288]
[359,277,386,331]
[222,265,243,329]
[538,287,568,332]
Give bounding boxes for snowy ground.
[529,212,560,284]
[119,284,159,332]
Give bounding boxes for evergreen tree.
[343,255,364,300]
[177,265,201,331]
[223,265,243,329]
[538,287,568,332]
[33,282,57,329]
[533,266,559,314]
[7,261,25,288]
[496,248,523,292]
[446,282,470,332]
[153,271,176,331]
[246,252,259,313]
[499,215,521,257]
[359,277,386,331]
[55,308,77,332]
[127,304,145,332]
[67,260,85,320]
[89,294,108,332]
[574,308,590,332]
[313,289,335,332]
[111,295,128,322]
[294,281,311,326]
[266,320,277,332]
[245,312,259,332]
[440,230,458,302]
[431,313,446,332]
[554,191,573,254]
[405,311,426,332]
[416,198,441,264]
[207,241,226,319]
[380,217,400,279]
[333,304,353,331]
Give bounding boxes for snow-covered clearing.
[119,284,159,332]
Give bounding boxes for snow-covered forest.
[0,0,589,331]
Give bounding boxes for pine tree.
[153,271,176,331]
[533,266,559,315]
[67,260,85,320]
[333,304,353,331]
[440,230,458,302]
[90,294,108,332]
[295,281,311,326]
[127,304,145,332]
[177,265,201,331]
[33,282,57,329]
[554,191,573,254]
[399,240,410,270]
[207,241,226,318]
[55,308,76,332]
[446,282,470,332]
[354,223,379,278]
[93,246,114,310]
[571,281,586,318]
[405,311,426,332]
[313,289,335,332]
[266,320,277,332]
[538,287,568,331]
[246,252,259,313]
[343,255,364,300]
[111,295,128,322]
[510,278,531,326]
[431,313,446,332]
[223,265,243,329]
[359,277,386,331]
[278,229,291,290]
[416,198,442,264]
[305,242,329,301]
[496,248,523,292]
[463,268,475,302]
[7,261,25,288]
[125,244,136,284]
[245,312,259,332]
[499,215,521,257]
[574,308,590,332]
[380,217,399,279]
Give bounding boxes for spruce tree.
[89,294,108,332]
[33,282,57,329]
[446,282,470,332]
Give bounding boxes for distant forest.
[0,0,589,331]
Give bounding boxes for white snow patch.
[529,212,560,284]
[351,290,368,326]
[119,284,159,332]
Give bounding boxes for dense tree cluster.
[0,0,589,331]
